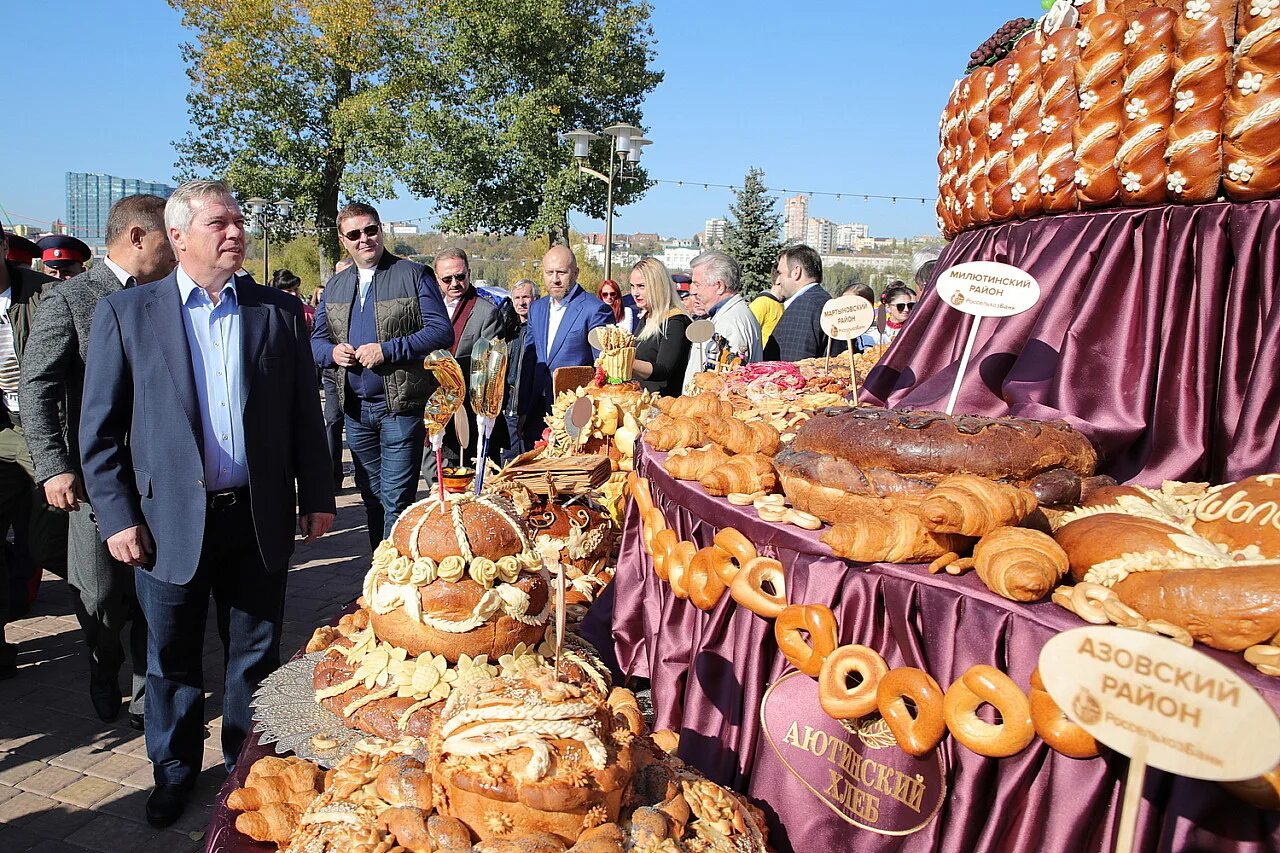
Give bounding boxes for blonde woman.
[628,257,693,397]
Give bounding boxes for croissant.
[663,445,730,481]
[822,510,972,564]
[666,393,734,421]
[918,475,1039,536]
[643,416,703,451]
[701,417,781,456]
[700,453,777,497]
[973,527,1069,602]
[235,803,303,844]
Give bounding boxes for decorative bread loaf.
[1009,34,1046,218]
[1167,1,1232,201]
[1112,564,1280,651]
[1039,27,1084,212]
[1224,0,1280,200]
[968,69,994,226]
[1118,8,1176,205]
[1074,11,1128,205]
[986,57,1019,222]
[961,69,992,230]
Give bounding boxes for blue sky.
[1,0,1037,239]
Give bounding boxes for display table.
[861,199,1280,486]
[590,445,1280,852]
[205,730,274,853]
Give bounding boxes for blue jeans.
[345,400,424,549]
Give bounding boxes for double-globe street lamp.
[244,197,294,283]
[559,124,651,281]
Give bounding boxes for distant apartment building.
[663,236,697,249]
[631,232,660,245]
[386,222,420,236]
[784,194,808,242]
[804,218,837,254]
[66,172,176,241]
[702,218,727,248]
[836,222,869,249]
[660,247,700,271]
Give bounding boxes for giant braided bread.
[1225,0,1280,200]
[960,70,992,230]
[1009,34,1046,219]
[1117,8,1176,205]
[1167,0,1232,202]
[1073,11,1128,206]
[967,68,994,227]
[985,57,1019,223]
[1038,27,1083,213]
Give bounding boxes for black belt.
[207,486,250,510]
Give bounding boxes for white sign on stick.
[1040,626,1280,853]
[820,294,875,340]
[935,261,1041,414]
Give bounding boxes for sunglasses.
[341,224,380,242]
[891,301,917,312]
[439,274,467,284]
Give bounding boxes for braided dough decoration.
[729,557,788,618]
[1073,11,1128,206]
[1029,668,1100,758]
[1039,27,1084,212]
[942,664,1035,758]
[877,667,947,757]
[969,68,995,227]
[1224,0,1280,199]
[774,604,839,677]
[1167,2,1231,201]
[1118,8,1177,205]
[987,57,1021,222]
[1010,34,1047,219]
[819,644,889,720]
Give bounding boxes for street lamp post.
[245,197,294,283]
[559,124,650,281]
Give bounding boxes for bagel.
[819,644,888,720]
[876,667,947,757]
[687,546,731,610]
[943,664,1034,758]
[774,604,839,677]
[713,527,758,577]
[642,507,667,556]
[728,557,788,618]
[1028,668,1099,759]
[1070,582,1112,624]
[630,473,655,517]
[651,529,680,581]
[667,540,697,600]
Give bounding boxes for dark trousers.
[321,369,344,487]
[69,502,146,714]
[133,496,286,788]
[345,399,424,550]
[0,426,67,618]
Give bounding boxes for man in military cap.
[37,234,92,281]
[4,235,40,269]
[0,229,58,678]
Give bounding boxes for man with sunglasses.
[312,203,452,549]
[432,247,501,470]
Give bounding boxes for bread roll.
[1118,8,1176,205]
[1010,34,1046,218]
[1167,2,1232,201]
[1039,27,1084,212]
[986,57,1019,222]
[1224,0,1280,200]
[1074,11,1128,205]
[1113,564,1280,651]
[1191,475,1280,557]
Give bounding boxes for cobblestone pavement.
[0,478,371,852]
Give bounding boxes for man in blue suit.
[79,180,336,828]
[526,245,613,446]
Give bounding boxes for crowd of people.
[0,180,935,830]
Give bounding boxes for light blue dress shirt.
[176,266,248,491]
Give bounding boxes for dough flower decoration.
[1011,182,1027,202]
[1074,168,1090,187]
[1125,97,1149,120]
[1011,129,1029,148]
[1229,160,1256,183]
[1252,0,1280,17]
[1121,171,1143,193]
[353,644,408,691]
[1079,90,1099,111]
[1124,21,1144,45]
[1076,29,1092,49]
[395,652,452,701]
[452,653,499,687]
[1040,115,1059,134]
[1040,175,1058,194]
[498,642,542,675]
[1167,172,1189,194]
[1239,72,1265,96]
[1175,90,1195,112]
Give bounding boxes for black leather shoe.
[146,783,189,828]
[128,712,144,731]
[90,690,122,722]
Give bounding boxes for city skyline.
[0,1,1036,240]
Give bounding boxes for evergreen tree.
[722,168,783,299]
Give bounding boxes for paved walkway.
[0,480,370,852]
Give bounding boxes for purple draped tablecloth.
[590,446,1280,853]
[860,200,1280,485]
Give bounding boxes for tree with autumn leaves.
[169,0,662,264]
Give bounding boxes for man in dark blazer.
[21,194,175,728]
[527,245,612,446]
[765,244,847,362]
[79,180,336,827]
[433,247,502,468]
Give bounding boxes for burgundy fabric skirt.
[860,200,1280,485]
[589,447,1280,853]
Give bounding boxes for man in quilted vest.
[311,203,453,548]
